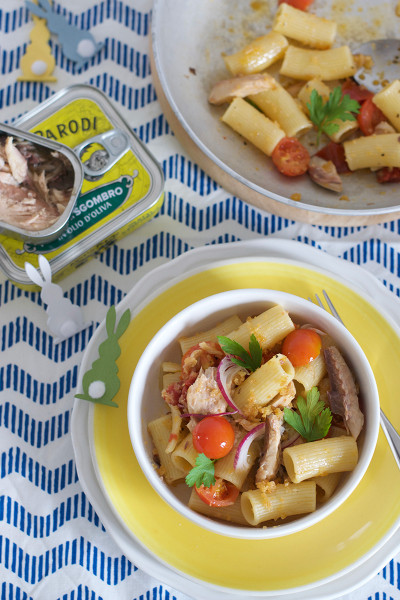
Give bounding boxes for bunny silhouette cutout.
[25,255,86,341]
[25,0,104,70]
[75,305,131,407]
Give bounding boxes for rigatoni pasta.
[221,97,285,156]
[372,80,400,132]
[272,3,336,49]
[179,314,242,354]
[294,352,327,391]
[280,46,356,81]
[249,83,312,138]
[224,31,289,76]
[241,481,316,525]
[226,303,295,350]
[233,353,295,416]
[148,415,186,484]
[343,134,400,170]
[283,436,358,483]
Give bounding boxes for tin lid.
[15,84,164,206]
[0,122,83,243]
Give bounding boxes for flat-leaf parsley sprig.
[283,386,332,442]
[185,453,216,488]
[307,87,360,144]
[217,334,262,372]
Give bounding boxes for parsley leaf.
[307,87,360,144]
[283,387,332,442]
[217,334,262,372]
[185,453,216,488]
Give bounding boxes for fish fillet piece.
[308,156,343,193]
[0,182,59,231]
[5,137,28,184]
[209,73,276,105]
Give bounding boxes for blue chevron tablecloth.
[0,2,400,599]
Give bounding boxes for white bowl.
[127,289,379,539]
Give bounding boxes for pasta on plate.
[209,1,400,193]
[147,304,365,528]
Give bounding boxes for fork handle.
[380,408,400,469]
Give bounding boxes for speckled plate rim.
[72,239,400,599]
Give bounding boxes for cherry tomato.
[192,416,235,459]
[376,167,400,184]
[316,142,350,174]
[357,97,386,136]
[278,0,314,9]
[195,478,239,507]
[341,80,373,103]
[271,137,310,177]
[282,328,322,367]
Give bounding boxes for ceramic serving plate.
[72,240,400,598]
[151,0,400,225]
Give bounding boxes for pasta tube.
[179,314,242,354]
[372,80,400,132]
[241,481,316,525]
[273,3,336,49]
[249,83,312,138]
[215,434,261,490]
[171,432,198,473]
[224,31,289,75]
[280,46,356,81]
[313,472,342,501]
[147,415,186,484]
[294,352,326,391]
[162,371,181,388]
[221,97,285,156]
[227,304,295,350]
[188,488,248,525]
[343,134,400,170]
[233,354,295,415]
[283,435,358,483]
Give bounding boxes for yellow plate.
[92,260,400,592]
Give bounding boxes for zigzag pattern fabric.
[0,1,399,599]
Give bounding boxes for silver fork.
[312,290,400,469]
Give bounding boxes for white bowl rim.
[127,288,380,540]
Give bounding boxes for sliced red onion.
[300,324,326,336]
[281,429,300,449]
[216,356,247,416]
[233,422,265,470]
[180,411,234,419]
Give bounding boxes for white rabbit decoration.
[25,255,87,341]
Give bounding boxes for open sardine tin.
[0,122,83,242]
[1,85,164,289]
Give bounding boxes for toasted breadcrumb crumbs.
[256,480,277,494]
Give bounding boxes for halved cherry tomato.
[195,478,239,507]
[282,328,322,367]
[341,80,373,103]
[316,142,350,174]
[271,137,310,177]
[357,97,386,136]
[376,167,400,184]
[278,0,314,9]
[192,416,235,459]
